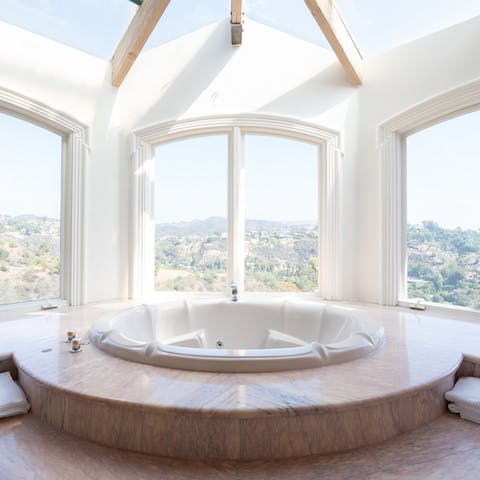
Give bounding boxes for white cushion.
[0,371,30,418]
[445,377,480,408]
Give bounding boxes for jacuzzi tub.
[89,299,384,372]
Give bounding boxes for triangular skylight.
[0,0,137,59]
[245,0,331,50]
[144,0,230,51]
[335,0,480,57]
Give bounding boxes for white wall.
[115,20,358,129]
[0,14,479,304]
[356,15,480,302]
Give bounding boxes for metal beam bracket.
[231,22,243,45]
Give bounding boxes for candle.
[71,337,81,352]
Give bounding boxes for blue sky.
[0,112,61,218]
[407,109,480,230]
[155,134,317,223]
[1,2,479,228]
[155,135,228,223]
[334,0,480,56]
[244,135,317,222]
[3,107,478,228]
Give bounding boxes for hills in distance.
[156,216,317,236]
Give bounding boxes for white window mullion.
[318,141,342,300]
[399,137,407,302]
[379,130,403,305]
[130,137,155,299]
[59,137,67,301]
[317,144,324,296]
[228,127,245,294]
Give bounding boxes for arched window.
[406,110,480,310]
[131,115,341,299]
[379,79,480,315]
[0,88,87,317]
[0,112,61,305]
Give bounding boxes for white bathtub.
[89,299,384,372]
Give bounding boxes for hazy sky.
[0,112,61,218]
[155,135,228,223]
[3,107,477,227]
[1,2,480,227]
[155,134,317,223]
[407,109,480,230]
[244,135,317,221]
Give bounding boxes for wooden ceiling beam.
[111,0,171,87]
[304,0,362,86]
[231,0,244,45]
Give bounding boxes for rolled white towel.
[445,376,480,424]
[448,402,460,414]
[445,377,480,408]
[0,371,30,418]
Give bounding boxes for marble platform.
[0,300,477,460]
[2,413,480,479]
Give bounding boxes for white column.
[228,127,245,293]
[318,142,342,300]
[130,136,155,299]
[63,130,88,306]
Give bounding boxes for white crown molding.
[0,87,88,306]
[381,79,480,137]
[379,78,480,305]
[132,114,342,300]
[0,87,85,136]
[134,114,341,146]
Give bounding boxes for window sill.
[398,299,480,323]
[146,291,323,302]
[0,299,68,323]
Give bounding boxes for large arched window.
[379,79,480,315]
[406,110,480,310]
[0,112,61,305]
[131,115,341,300]
[0,88,87,317]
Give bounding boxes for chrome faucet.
[229,281,238,302]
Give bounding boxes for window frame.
[379,78,480,316]
[131,114,342,300]
[0,87,88,318]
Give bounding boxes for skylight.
[3,0,480,86]
[335,0,480,57]
[246,0,331,49]
[0,0,137,59]
[144,0,230,51]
